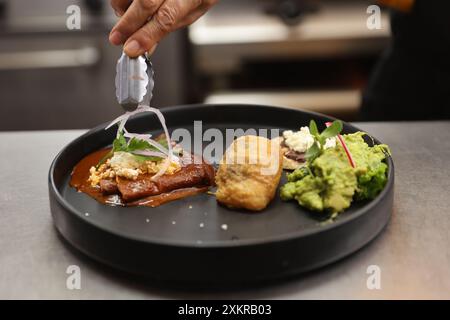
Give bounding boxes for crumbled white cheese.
[283,127,337,153]
[283,127,315,153]
[324,137,337,149]
[88,150,181,186]
[88,166,101,186]
[109,151,141,171]
[115,167,139,180]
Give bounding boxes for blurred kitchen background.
[0,0,390,130]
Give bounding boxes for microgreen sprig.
[96,131,170,168]
[305,119,343,162]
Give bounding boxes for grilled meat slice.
[116,163,215,202]
[99,179,119,195]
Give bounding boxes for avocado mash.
[280,132,390,214]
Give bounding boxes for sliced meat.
[155,164,215,193]
[99,179,119,195]
[116,163,215,202]
[116,176,160,202]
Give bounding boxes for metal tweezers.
[115,52,154,111]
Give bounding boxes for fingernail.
[124,40,142,57]
[114,10,122,17]
[109,30,124,45]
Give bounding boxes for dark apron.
[361,0,450,120]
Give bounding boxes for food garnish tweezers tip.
[115,52,154,112]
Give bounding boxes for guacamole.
[280,132,390,214]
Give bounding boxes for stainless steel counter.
[1,121,449,299]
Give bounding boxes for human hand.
[109,0,218,57]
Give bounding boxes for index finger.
[109,0,165,46]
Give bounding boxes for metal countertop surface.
[1,121,449,299]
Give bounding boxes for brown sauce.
[126,187,209,207]
[70,148,213,207]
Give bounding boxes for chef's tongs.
[115,52,154,111]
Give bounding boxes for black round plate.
[49,104,394,286]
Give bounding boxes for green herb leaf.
[112,131,127,152]
[112,132,169,153]
[96,132,175,167]
[309,120,319,137]
[127,137,152,152]
[320,120,343,140]
[131,153,161,162]
[304,120,343,164]
[96,149,113,169]
[305,142,320,162]
[318,135,326,147]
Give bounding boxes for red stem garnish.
[325,122,356,168]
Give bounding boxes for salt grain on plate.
[145,218,150,223]
[84,212,90,217]
[221,224,228,231]
[172,221,176,225]
[199,223,204,228]
[188,205,193,209]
